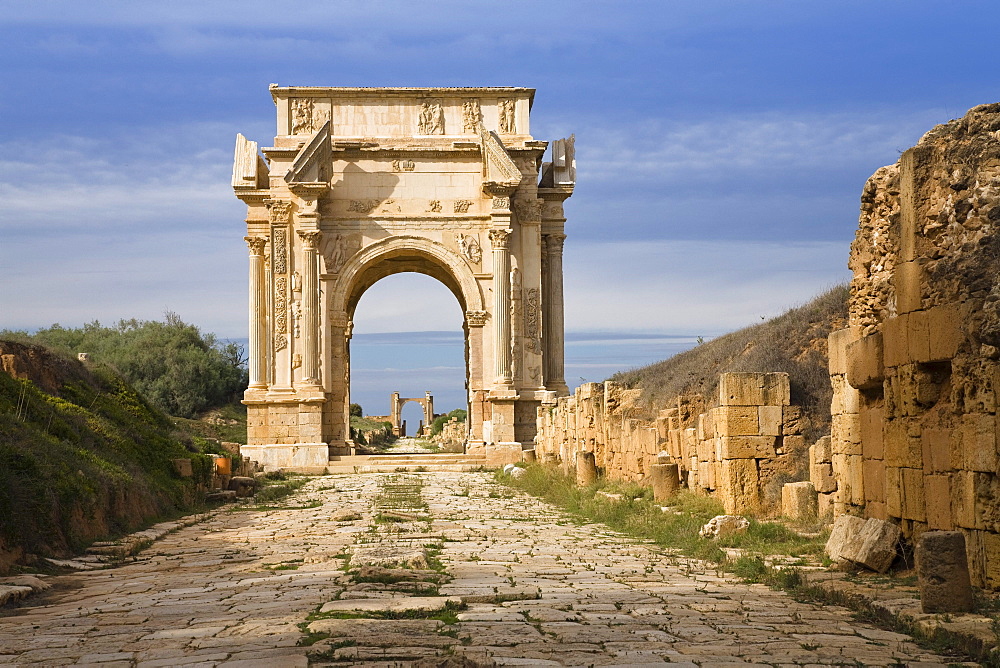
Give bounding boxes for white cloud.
[564,239,851,334]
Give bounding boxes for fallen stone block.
[826,514,866,563]
[319,596,462,615]
[0,575,49,593]
[172,458,193,477]
[649,463,680,502]
[826,514,901,572]
[576,451,597,486]
[781,481,818,520]
[595,491,625,502]
[205,490,238,503]
[699,515,750,539]
[917,531,974,613]
[228,476,257,497]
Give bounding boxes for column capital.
[466,310,489,327]
[489,228,511,250]
[245,236,267,256]
[544,233,567,253]
[266,199,292,224]
[297,229,321,250]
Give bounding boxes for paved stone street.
[0,473,965,667]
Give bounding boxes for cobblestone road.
[0,473,965,667]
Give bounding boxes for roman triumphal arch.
[233,86,575,469]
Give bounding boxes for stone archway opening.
[348,272,465,444]
[235,85,575,470]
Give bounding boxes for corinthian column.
[245,236,267,389]
[297,230,321,385]
[489,228,513,387]
[544,233,568,393]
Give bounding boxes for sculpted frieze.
[290,99,328,135]
[392,159,415,172]
[514,198,542,223]
[453,200,473,214]
[323,234,350,273]
[272,227,288,274]
[348,200,381,214]
[462,99,482,133]
[499,99,516,134]
[525,287,541,354]
[428,200,442,213]
[418,100,444,135]
[456,233,482,264]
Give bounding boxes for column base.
[240,443,329,471]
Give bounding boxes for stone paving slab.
[0,471,977,666]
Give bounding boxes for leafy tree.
[1,313,247,418]
[349,403,363,418]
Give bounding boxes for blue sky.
[2,1,998,413]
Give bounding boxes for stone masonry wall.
[833,103,1000,588]
[535,372,806,514]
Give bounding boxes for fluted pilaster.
[490,228,513,387]
[297,230,321,384]
[245,236,267,389]
[544,233,567,392]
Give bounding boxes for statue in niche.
[462,99,482,133]
[499,99,516,134]
[418,101,444,135]
[456,233,482,264]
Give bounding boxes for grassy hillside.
[610,285,848,441]
[0,339,213,573]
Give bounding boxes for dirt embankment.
[0,340,205,574]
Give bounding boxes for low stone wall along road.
[0,473,965,667]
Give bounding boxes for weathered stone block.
[826,514,867,563]
[886,466,903,518]
[172,458,193,477]
[925,474,954,530]
[846,332,885,390]
[757,405,783,436]
[810,460,836,494]
[831,374,861,415]
[961,413,997,473]
[650,463,680,502]
[762,372,791,406]
[859,403,885,460]
[828,328,857,376]
[906,309,932,364]
[718,435,776,459]
[817,491,835,518]
[917,531,974,613]
[781,481,817,519]
[862,458,885,503]
[781,405,805,434]
[894,260,924,314]
[951,470,981,530]
[866,501,887,520]
[921,426,952,474]
[718,372,766,406]
[811,435,832,463]
[926,303,963,361]
[831,414,862,456]
[576,451,597,486]
[901,467,926,522]
[711,406,759,437]
[983,532,1000,589]
[719,458,760,514]
[882,315,909,368]
[884,419,921,469]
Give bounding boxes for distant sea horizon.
[222,329,715,420]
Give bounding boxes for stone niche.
[830,102,1000,588]
[233,86,576,470]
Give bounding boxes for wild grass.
[500,464,827,566]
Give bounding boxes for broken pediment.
[232,133,268,189]
[479,126,522,191]
[285,121,332,186]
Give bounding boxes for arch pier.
[233,86,575,470]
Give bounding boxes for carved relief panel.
[418,100,445,135]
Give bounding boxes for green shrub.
[1,313,247,418]
[430,408,467,436]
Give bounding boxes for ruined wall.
[535,372,806,514]
[833,103,1000,587]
